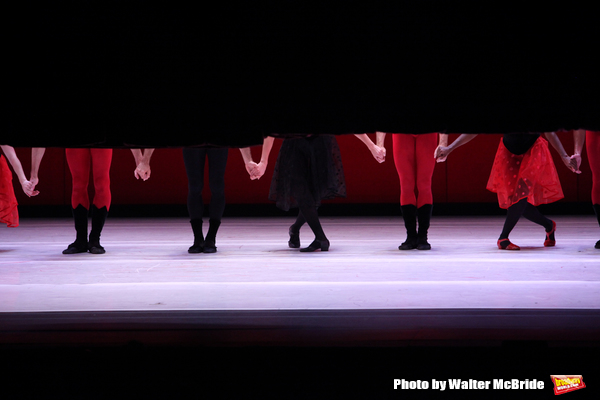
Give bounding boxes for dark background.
[3,2,599,148]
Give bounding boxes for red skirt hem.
[486,137,563,209]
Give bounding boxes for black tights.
[182,147,228,221]
[499,198,553,239]
[290,207,326,241]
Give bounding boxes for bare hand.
[244,161,259,179]
[21,180,39,197]
[562,155,578,173]
[134,162,151,181]
[434,145,450,162]
[249,161,267,180]
[570,154,582,174]
[370,145,386,163]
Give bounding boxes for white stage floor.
[1,215,599,346]
[1,216,598,313]
[2,216,599,396]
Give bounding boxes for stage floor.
[1,215,599,346]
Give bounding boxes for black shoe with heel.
[299,239,330,252]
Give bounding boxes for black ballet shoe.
[64,205,89,254]
[89,205,107,254]
[62,241,88,254]
[288,226,300,248]
[88,240,106,254]
[417,238,431,251]
[595,240,600,249]
[398,236,418,250]
[416,205,432,251]
[299,239,330,252]
[188,242,204,254]
[189,219,205,253]
[203,240,217,253]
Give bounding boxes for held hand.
[570,154,582,174]
[21,180,40,197]
[434,145,450,162]
[250,161,268,180]
[245,161,259,179]
[562,155,578,173]
[370,145,386,163]
[134,162,151,181]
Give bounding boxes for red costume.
[63,148,112,254]
[486,136,563,209]
[392,132,438,250]
[587,131,600,205]
[392,133,437,207]
[66,148,112,210]
[586,131,600,249]
[0,155,19,227]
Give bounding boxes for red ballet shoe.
[544,220,556,247]
[497,239,520,250]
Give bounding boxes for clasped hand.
[245,161,267,180]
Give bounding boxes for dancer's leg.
[66,148,91,210]
[414,133,437,250]
[521,202,556,247]
[63,149,91,254]
[393,134,418,249]
[416,204,433,250]
[393,134,417,206]
[498,198,528,249]
[414,133,437,208]
[204,148,228,253]
[587,131,600,248]
[288,210,305,248]
[398,205,417,250]
[87,149,112,254]
[587,131,600,206]
[297,203,329,252]
[183,148,207,253]
[90,148,112,210]
[594,205,600,249]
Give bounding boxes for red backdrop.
[7,132,593,208]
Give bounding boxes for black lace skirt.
[268,135,346,211]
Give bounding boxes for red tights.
[392,133,438,207]
[66,148,112,210]
[587,131,600,204]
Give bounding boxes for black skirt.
[269,135,346,211]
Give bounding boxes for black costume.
[268,135,346,251]
[182,147,228,253]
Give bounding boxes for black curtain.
[4,2,598,148]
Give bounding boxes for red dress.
[586,131,600,204]
[0,155,19,227]
[486,136,563,209]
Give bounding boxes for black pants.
[182,148,228,220]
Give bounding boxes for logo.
[550,375,585,395]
